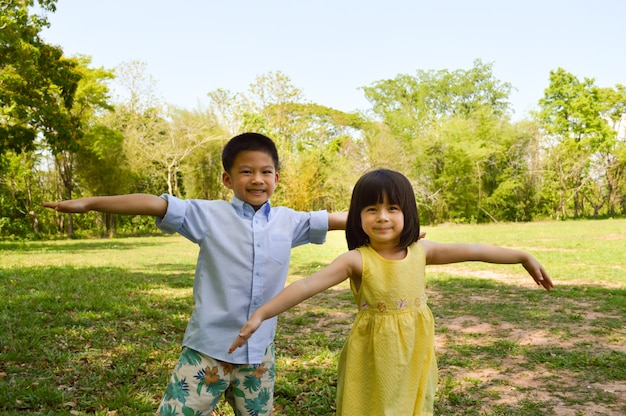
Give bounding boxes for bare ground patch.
[427,266,626,415]
[277,266,626,415]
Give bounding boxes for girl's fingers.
[228,333,250,353]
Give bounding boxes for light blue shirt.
[155,195,329,364]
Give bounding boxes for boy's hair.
[346,169,420,250]
[222,132,280,173]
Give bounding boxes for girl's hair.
[222,132,280,173]
[346,169,420,250]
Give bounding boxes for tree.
[0,149,46,237]
[362,60,525,224]
[207,72,365,211]
[538,68,618,218]
[262,102,364,211]
[246,73,364,211]
[106,61,170,197]
[362,59,512,141]
[598,85,626,217]
[161,107,225,197]
[50,57,115,237]
[75,124,132,237]
[1,0,82,154]
[207,88,248,136]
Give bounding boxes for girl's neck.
[370,242,407,260]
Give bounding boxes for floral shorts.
[157,344,275,416]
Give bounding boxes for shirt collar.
[231,196,272,218]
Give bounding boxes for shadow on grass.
[273,276,626,416]
[0,265,194,414]
[0,239,173,253]
[1,266,624,415]
[289,260,333,276]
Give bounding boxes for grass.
[1,219,625,415]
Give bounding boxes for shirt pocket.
[269,234,291,265]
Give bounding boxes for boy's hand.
[42,200,90,213]
[228,316,263,354]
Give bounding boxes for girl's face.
[360,194,404,247]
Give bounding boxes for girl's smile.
[360,195,404,247]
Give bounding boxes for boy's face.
[222,150,279,210]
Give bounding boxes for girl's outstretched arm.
[42,194,168,217]
[228,250,361,353]
[420,240,553,291]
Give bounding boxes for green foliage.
[0,150,49,238]
[0,0,82,154]
[3,16,626,239]
[362,59,512,139]
[537,68,625,219]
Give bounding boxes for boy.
[43,132,347,415]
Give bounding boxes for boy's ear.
[222,171,233,189]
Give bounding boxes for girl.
[229,168,553,415]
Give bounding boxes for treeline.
[1,1,625,239]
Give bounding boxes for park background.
[1,0,626,239]
[1,1,625,415]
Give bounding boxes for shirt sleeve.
[309,210,329,244]
[290,209,328,247]
[154,194,186,234]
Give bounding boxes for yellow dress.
[336,242,437,416]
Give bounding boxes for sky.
[40,0,625,121]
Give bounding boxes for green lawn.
[1,219,625,415]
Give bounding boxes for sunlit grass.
[1,219,625,415]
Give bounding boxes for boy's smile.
[222,150,279,210]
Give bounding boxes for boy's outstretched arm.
[421,240,553,291]
[328,212,348,231]
[42,194,168,217]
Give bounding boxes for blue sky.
[41,0,624,120]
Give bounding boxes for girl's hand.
[228,316,263,354]
[522,255,554,291]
